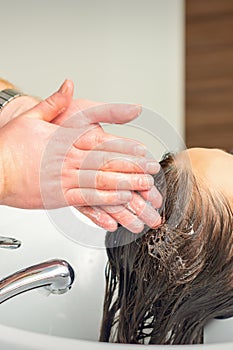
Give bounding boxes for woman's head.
[100,148,233,345]
[186,148,233,209]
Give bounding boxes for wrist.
[0,95,39,127]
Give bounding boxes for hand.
[0,95,39,128]
[0,82,161,222]
[51,83,162,233]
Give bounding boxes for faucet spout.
[0,236,21,249]
[0,259,75,304]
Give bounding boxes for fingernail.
[135,104,142,116]
[118,191,132,202]
[134,144,146,156]
[152,215,162,228]
[147,210,161,228]
[146,161,160,174]
[128,104,142,116]
[59,80,69,95]
[107,221,118,232]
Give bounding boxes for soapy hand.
[0,81,162,232]
[51,82,162,232]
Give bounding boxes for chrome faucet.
[0,236,75,304]
[0,235,21,249]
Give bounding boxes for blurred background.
[0,0,232,151]
[186,0,233,151]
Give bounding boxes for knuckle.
[132,195,145,212]
[76,149,87,169]
[102,191,116,205]
[90,133,101,147]
[66,190,85,206]
[80,190,91,206]
[118,209,131,222]
[96,171,107,189]
[44,95,60,111]
[102,153,111,168]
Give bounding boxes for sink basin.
[0,206,233,350]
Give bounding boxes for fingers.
[69,148,160,174]
[93,135,146,156]
[101,191,162,233]
[75,206,118,232]
[77,195,161,233]
[66,170,154,191]
[74,129,147,156]
[51,99,102,126]
[102,205,145,233]
[127,192,162,228]
[23,79,74,121]
[140,186,163,209]
[78,103,142,125]
[65,188,132,206]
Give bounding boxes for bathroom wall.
[0,0,184,148]
[185,0,233,150]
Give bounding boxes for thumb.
[23,79,74,122]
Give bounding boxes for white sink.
[0,206,232,350]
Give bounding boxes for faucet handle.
[0,236,21,249]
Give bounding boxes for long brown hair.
[100,153,233,344]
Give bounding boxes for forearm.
[0,78,39,127]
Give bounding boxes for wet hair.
[99,152,233,345]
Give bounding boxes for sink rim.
[0,323,233,350]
